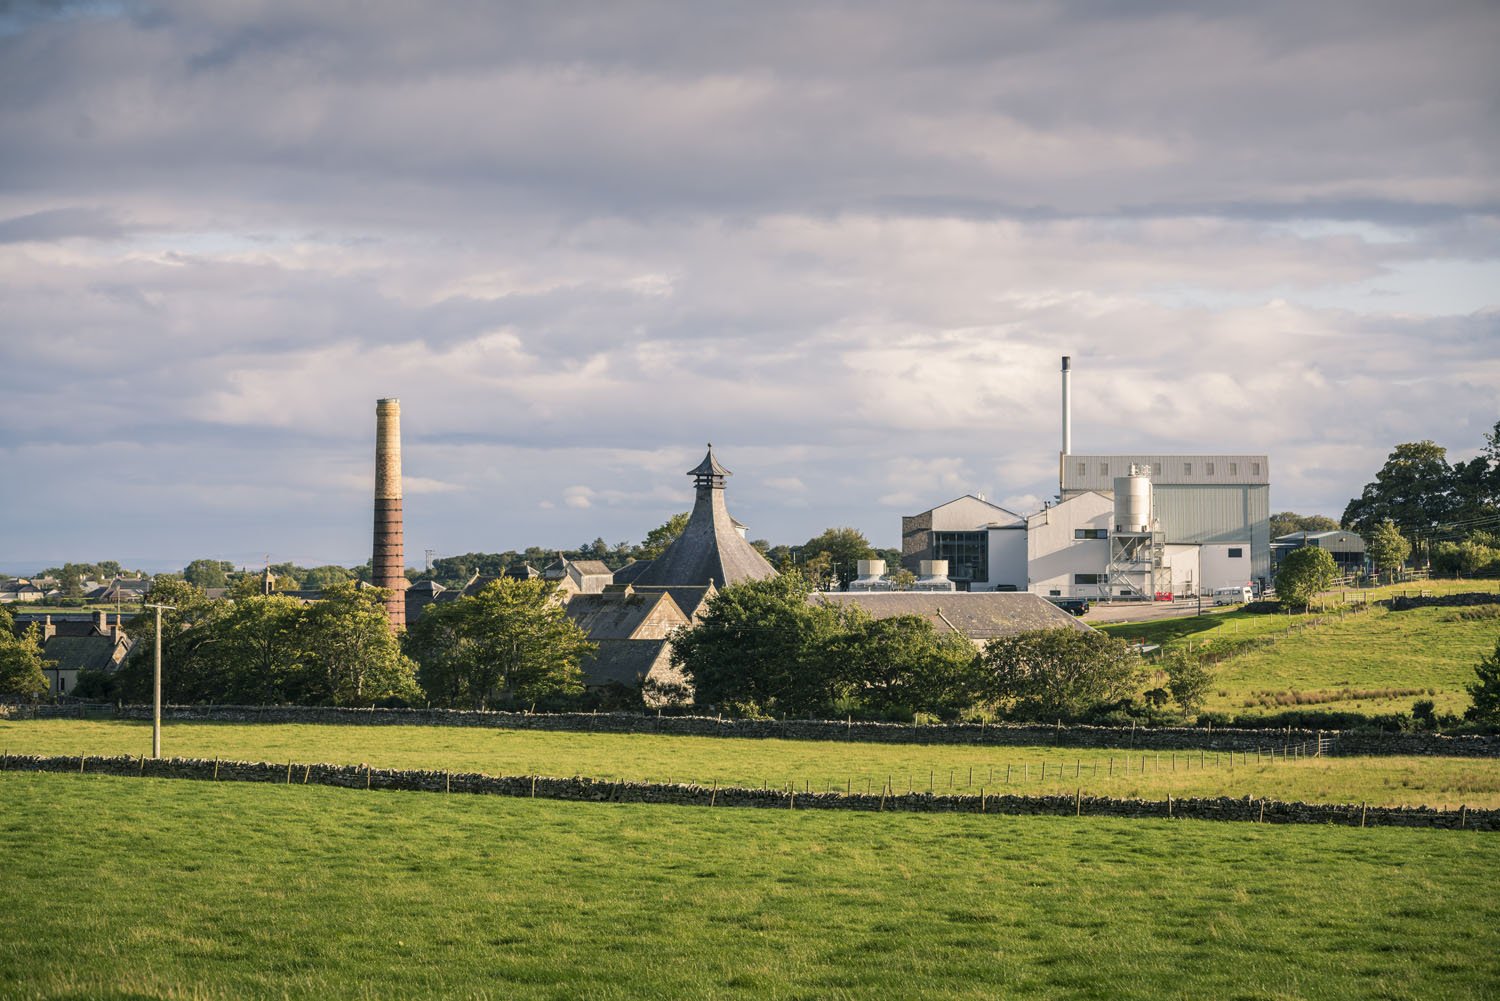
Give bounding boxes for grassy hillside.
[1100,586,1499,720]
[1,775,1495,1001]
[6,719,1499,808]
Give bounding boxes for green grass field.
[6,719,1499,808]
[1099,590,1499,719]
[1,774,1495,1000]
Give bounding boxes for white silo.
[1113,464,1152,533]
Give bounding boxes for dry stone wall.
[2,752,1493,831]
[99,704,1500,758]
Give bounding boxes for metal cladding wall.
[1152,484,1271,584]
[373,398,405,631]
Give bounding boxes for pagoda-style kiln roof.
[632,446,777,589]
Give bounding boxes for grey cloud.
[0,206,129,242]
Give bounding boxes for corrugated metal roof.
[1063,454,1269,491]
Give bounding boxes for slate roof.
[41,635,131,674]
[612,560,652,585]
[570,561,614,576]
[632,448,776,588]
[630,584,716,621]
[564,590,687,640]
[578,639,673,687]
[812,592,1094,641]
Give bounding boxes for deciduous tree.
[403,578,589,708]
[980,628,1143,719]
[671,571,848,715]
[1274,546,1339,608]
[1364,520,1411,573]
[0,606,50,698]
[298,582,419,706]
[641,512,690,560]
[1465,637,1500,724]
[1342,441,1454,538]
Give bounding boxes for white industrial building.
[899,357,1270,601]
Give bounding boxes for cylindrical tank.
[1113,470,1151,533]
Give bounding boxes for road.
[1081,597,1238,625]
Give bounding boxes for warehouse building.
[900,357,1270,601]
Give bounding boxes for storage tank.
[849,560,890,591]
[1113,466,1152,533]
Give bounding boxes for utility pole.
[143,602,175,758]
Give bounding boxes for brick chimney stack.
[373,398,406,631]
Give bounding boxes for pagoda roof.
[687,447,732,479]
[632,447,775,588]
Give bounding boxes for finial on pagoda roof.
[687,444,732,490]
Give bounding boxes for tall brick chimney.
[373,398,406,631]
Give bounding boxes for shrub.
[1465,637,1500,724]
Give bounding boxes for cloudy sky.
[2,0,1497,573]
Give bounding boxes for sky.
[1,0,1497,574]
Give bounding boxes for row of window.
[1076,461,1261,478]
[1074,528,1107,539]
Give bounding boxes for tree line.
[670,572,1211,723]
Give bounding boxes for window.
[1229,462,1238,475]
[1153,463,1162,476]
[1206,462,1215,475]
[1099,463,1109,476]
[1074,573,1102,585]
[1077,462,1086,476]
[1183,462,1193,475]
[1252,462,1261,475]
[1074,528,1107,539]
[933,531,988,583]
[1049,589,1061,596]
[1228,547,1243,558]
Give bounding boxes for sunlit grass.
[0,774,1495,1001]
[6,719,1499,808]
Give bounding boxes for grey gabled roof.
[812,592,1094,641]
[612,560,652,585]
[564,590,687,640]
[629,584,716,621]
[578,639,672,687]
[41,635,131,674]
[632,448,776,589]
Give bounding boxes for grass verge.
[1,774,1496,1001]
[5,719,1499,808]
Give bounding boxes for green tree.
[0,606,50,698]
[301,565,356,589]
[641,512,690,560]
[1465,637,1500,724]
[204,593,306,703]
[117,579,226,704]
[59,564,84,600]
[821,612,981,716]
[671,571,849,716]
[1364,520,1411,573]
[298,582,419,706]
[1270,512,1340,539]
[800,527,876,589]
[1162,651,1214,715]
[403,578,590,708]
[980,628,1143,720]
[183,559,230,589]
[1274,547,1339,608]
[1342,441,1454,538]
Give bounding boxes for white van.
[1212,586,1253,606]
